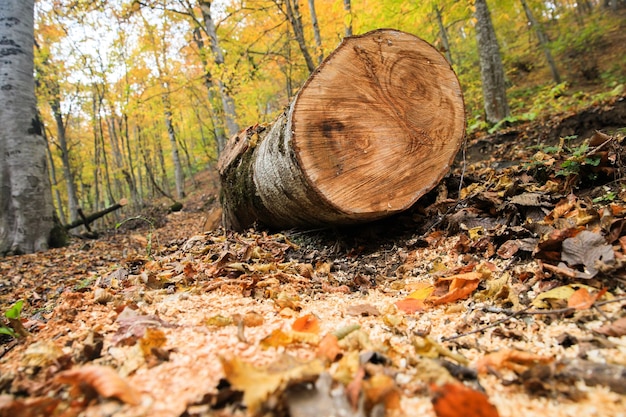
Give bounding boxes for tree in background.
[474,0,510,123]
[0,0,64,254]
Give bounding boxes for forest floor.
[1,94,626,417]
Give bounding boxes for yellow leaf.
[407,283,434,301]
[220,355,323,414]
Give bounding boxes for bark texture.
[219,29,465,231]
[474,0,510,123]
[0,0,57,254]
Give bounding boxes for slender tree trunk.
[520,0,561,84]
[43,121,67,224]
[162,94,185,199]
[307,0,323,65]
[283,0,316,73]
[198,1,240,138]
[0,0,59,254]
[192,27,227,154]
[50,96,80,222]
[343,0,353,37]
[474,0,510,123]
[434,5,453,65]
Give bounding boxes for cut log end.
[293,29,465,215]
[219,29,465,230]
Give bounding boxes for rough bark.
[0,0,58,254]
[219,29,465,231]
[283,0,316,74]
[474,0,510,123]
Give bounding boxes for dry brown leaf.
[594,317,626,337]
[55,365,142,405]
[431,383,500,417]
[476,349,553,374]
[346,303,381,317]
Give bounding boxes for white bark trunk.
[199,1,240,138]
[0,0,56,254]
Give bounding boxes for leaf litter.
[1,105,626,416]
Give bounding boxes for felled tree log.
[218,29,465,230]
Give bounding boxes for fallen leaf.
[560,231,614,279]
[594,317,626,337]
[476,349,553,374]
[316,333,342,362]
[138,327,167,357]
[430,272,482,305]
[567,287,607,310]
[0,396,60,417]
[363,373,400,411]
[112,306,173,346]
[292,314,320,333]
[346,304,381,317]
[431,383,499,417]
[55,365,142,405]
[260,328,293,348]
[532,284,600,309]
[220,354,323,414]
[395,298,426,314]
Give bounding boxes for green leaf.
[0,326,16,337]
[5,300,24,320]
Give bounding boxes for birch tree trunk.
[199,1,240,139]
[307,0,323,65]
[343,0,353,37]
[474,0,510,123]
[0,0,60,254]
[219,29,465,231]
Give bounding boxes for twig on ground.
[441,296,626,342]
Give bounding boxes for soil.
[1,95,626,417]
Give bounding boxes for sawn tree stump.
[218,29,465,230]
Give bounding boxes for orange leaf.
[431,383,499,417]
[476,349,553,374]
[316,334,342,362]
[292,314,320,333]
[430,272,482,305]
[567,288,594,310]
[395,298,425,314]
[568,287,607,310]
[363,374,400,410]
[55,365,142,405]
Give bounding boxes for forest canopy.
[34,0,626,226]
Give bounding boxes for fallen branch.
[64,199,127,231]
